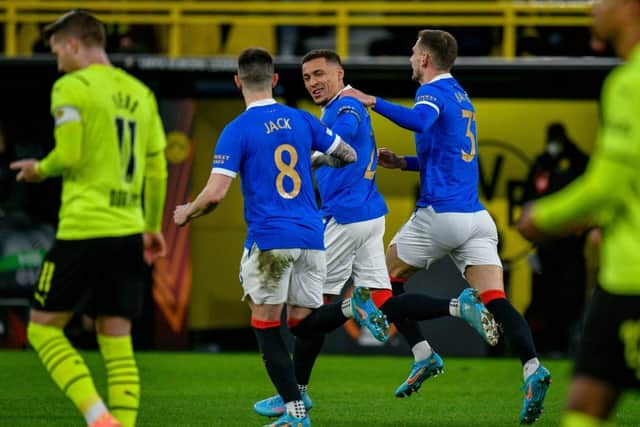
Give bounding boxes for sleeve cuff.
[372,97,385,113]
[211,167,237,178]
[325,134,344,155]
[402,156,420,171]
[37,158,52,178]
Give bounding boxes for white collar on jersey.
[427,73,453,84]
[246,98,277,110]
[322,84,353,113]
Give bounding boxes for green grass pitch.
[1,351,639,426]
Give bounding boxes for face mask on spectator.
[546,140,563,157]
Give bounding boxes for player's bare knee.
[29,309,72,328]
[385,244,399,269]
[386,249,416,280]
[251,303,285,322]
[391,266,417,280]
[96,316,132,336]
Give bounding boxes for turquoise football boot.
[394,352,444,398]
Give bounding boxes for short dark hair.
[417,29,458,71]
[237,48,274,90]
[301,49,343,66]
[43,10,106,48]
[547,122,568,141]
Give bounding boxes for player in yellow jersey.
[518,1,640,426]
[10,10,167,427]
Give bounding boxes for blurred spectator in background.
[523,122,589,357]
[109,25,160,54]
[518,26,594,56]
[370,26,497,56]
[278,0,307,56]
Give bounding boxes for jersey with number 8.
[49,65,166,239]
[211,99,339,251]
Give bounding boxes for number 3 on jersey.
[461,109,477,162]
[274,144,301,199]
[115,116,137,183]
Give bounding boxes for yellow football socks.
[28,322,107,424]
[98,334,140,427]
[561,411,613,427]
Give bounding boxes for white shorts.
[324,216,391,295]
[390,206,502,275]
[239,244,326,308]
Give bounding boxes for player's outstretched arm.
[342,88,438,134]
[174,173,233,226]
[340,87,376,107]
[10,120,83,182]
[521,71,637,243]
[518,157,616,243]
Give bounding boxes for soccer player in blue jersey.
[254,49,498,418]
[173,48,388,427]
[343,30,551,424]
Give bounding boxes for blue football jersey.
[412,74,484,212]
[212,99,338,250]
[315,91,388,223]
